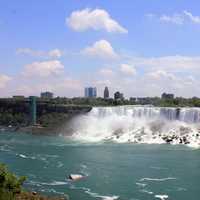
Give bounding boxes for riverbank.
[0,99,92,134]
[16,191,67,200]
[0,163,68,200]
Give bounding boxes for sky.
[1,0,200,98]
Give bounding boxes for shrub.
[0,163,26,200]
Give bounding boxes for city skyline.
[1,0,200,98]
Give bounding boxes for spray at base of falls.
[69,106,200,148]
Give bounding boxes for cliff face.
[0,99,92,134]
[0,99,92,116]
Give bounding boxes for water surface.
[0,132,200,200]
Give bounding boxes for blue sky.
[1,0,200,97]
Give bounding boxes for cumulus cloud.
[48,49,63,58]
[22,60,64,77]
[0,74,12,88]
[66,8,128,33]
[147,10,200,25]
[120,64,136,75]
[16,48,63,58]
[81,40,119,59]
[146,70,176,81]
[160,14,184,25]
[93,54,200,98]
[128,55,200,72]
[2,51,200,98]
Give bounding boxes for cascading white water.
[71,106,200,147]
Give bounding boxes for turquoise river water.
[0,132,200,200]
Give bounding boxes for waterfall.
[70,106,200,147]
[89,106,200,123]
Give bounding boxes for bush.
[0,163,26,200]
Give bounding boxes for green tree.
[0,163,26,200]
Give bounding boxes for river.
[0,106,200,200]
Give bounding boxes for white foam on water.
[27,180,67,186]
[139,189,154,195]
[70,106,200,148]
[140,177,177,182]
[155,194,169,200]
[17,153,38,160]
[69,184,119,200]
[18,154,27,158]
[0,145,12,152]
[40,188,68,198]
[57,161,64,168]
[136,182,147,187]
[48,181,68,186]
[85,191,119,200]
[150,166,168,170]
[17,153,60,164]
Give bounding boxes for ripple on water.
[69,184,119,200]
[139,189,154,195]
[27,180,68,187]
[139,177,177,182]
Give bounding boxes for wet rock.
[183,136,190,144]
[162,136,173,143]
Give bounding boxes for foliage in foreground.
[0,163,26,200]
[0,163,67,200]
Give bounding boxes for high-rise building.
[104,87,109,99]
[41,91,54,99]
[161,93,174,99]
[114,91,124,100]
[85,87,97,98]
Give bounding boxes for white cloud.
[183,10,200,24]
[147,10,200,25]
[16,48,63,58]
[81,40,118,59]
[160,14,184,25]
[93,55,200,97]
[128,55,200,72]
[22,60,64,77]
[66,8,128,33]
[0,74,12,88]
[146,70,176,80]
[120,64,136,75]
[48,49,63,58]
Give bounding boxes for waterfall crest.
[70,106,200,147]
